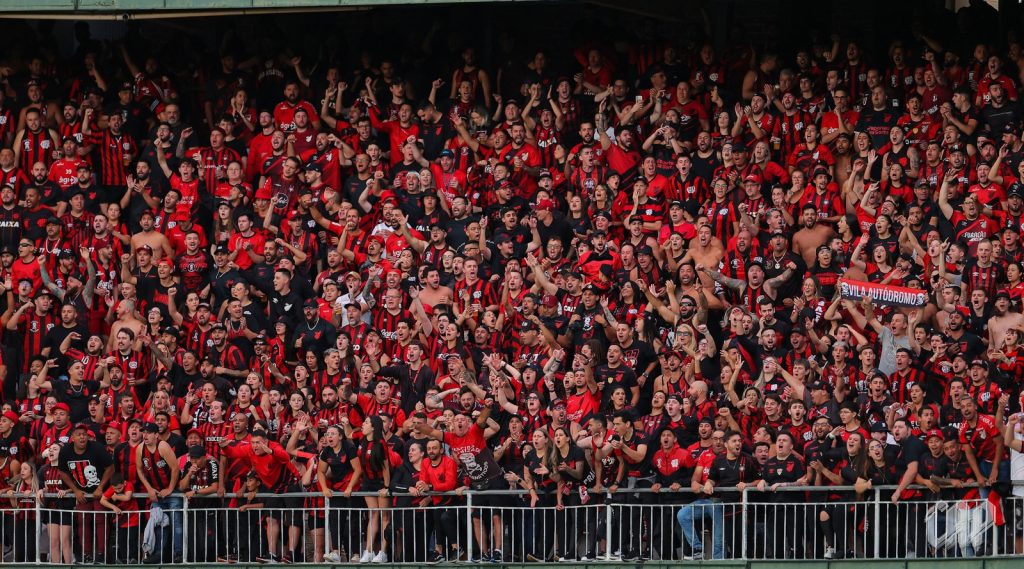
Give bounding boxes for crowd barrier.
[1,485,1021,564]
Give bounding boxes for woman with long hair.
[550,426,594,561]
[357,415,392,563]
[8,461,39,562]
[807,245,843,299]
[834,214,861,265]
[523,429,556,562]
[318,424,362,563]
[815,432,869,559]
[39,443,74,564]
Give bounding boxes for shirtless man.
[107,299,145,351]
[792,204,837,265]
[681,224,724,290]
[987,290,1024,346]
[418,266,453,310]
[129,210,173,261]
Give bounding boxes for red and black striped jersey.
[372,308,410,354]
[38,422,73,458]
[107,349,151,386]
[192,146,240,194]
[15,309,57,372]
[197,421,232,458]
[89,129,137,186]
[140,443,175,490]
[112,441,141,486]
[18,128,57,172]
[208,343,245,372]
[185,323,213,361]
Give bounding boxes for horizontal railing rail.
[5,483,1021,564]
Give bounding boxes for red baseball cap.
[53,402,71,414]
[534,199,555,212]
[1,410,19,423]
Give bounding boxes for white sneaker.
[359,550,374,563]
[372,551,388,563]
[323,551,341,563]
[824,546,835,559]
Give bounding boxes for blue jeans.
[154,495,183,558]
[676,499,725,559]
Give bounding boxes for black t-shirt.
[553,444,593,487]
[44,322,88,363]
[52,379,101,423]
[319,440,358,486]
[594,364,638,407]
[524,449,556,494]
[894,435,927,473]
[708,453,761,502]
[58,440,112,493]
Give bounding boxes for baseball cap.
[1,410,19,423]
[141,422,159,433]
[135,244,153,254]
[72,422,92,432]
[53,403,70,414]
[743,172,762,184]
[550,399,566,409]
[188,445,206,459]
[970,359,989,370]
[925,428,945,441]
[304,298,319,309]
[540,294,559,308]
[534,199,555,212]
[439,149,454,159]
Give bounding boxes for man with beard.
[43,301,88,360]
[0,184,23,248]
[245,111,276,181]
[13,107,59,173]
[293,297,337,356]
[25,161,63,214]
[48,137,87,193]
[498,122,541,195]
[980,83,1019,137]
[597,108,641,188]
[273,80,320,133]
[704,259,795,313]
[307,133,349,193]
[206,322,247,380]
[792,204,837,266]
[284,107,317,160]
[140,122,178,186]
[944,306,985,361]
[568,120,605,166]
[0,148,29,193]
[59,421,114,563]
[258,130,289,188]
[856,85,900,149]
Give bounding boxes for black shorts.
[470,476,510,511]
[360,479,385,493]
[42,509,73,526]
[266,484,303,523]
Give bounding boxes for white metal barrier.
[2,487,1021,563]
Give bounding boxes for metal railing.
[3,484,1021,564]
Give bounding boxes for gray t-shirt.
[877,326,910,376]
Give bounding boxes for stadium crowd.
[0,6,1023,565]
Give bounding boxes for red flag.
[987,490,1005,526]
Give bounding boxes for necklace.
[69,382,83,394]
